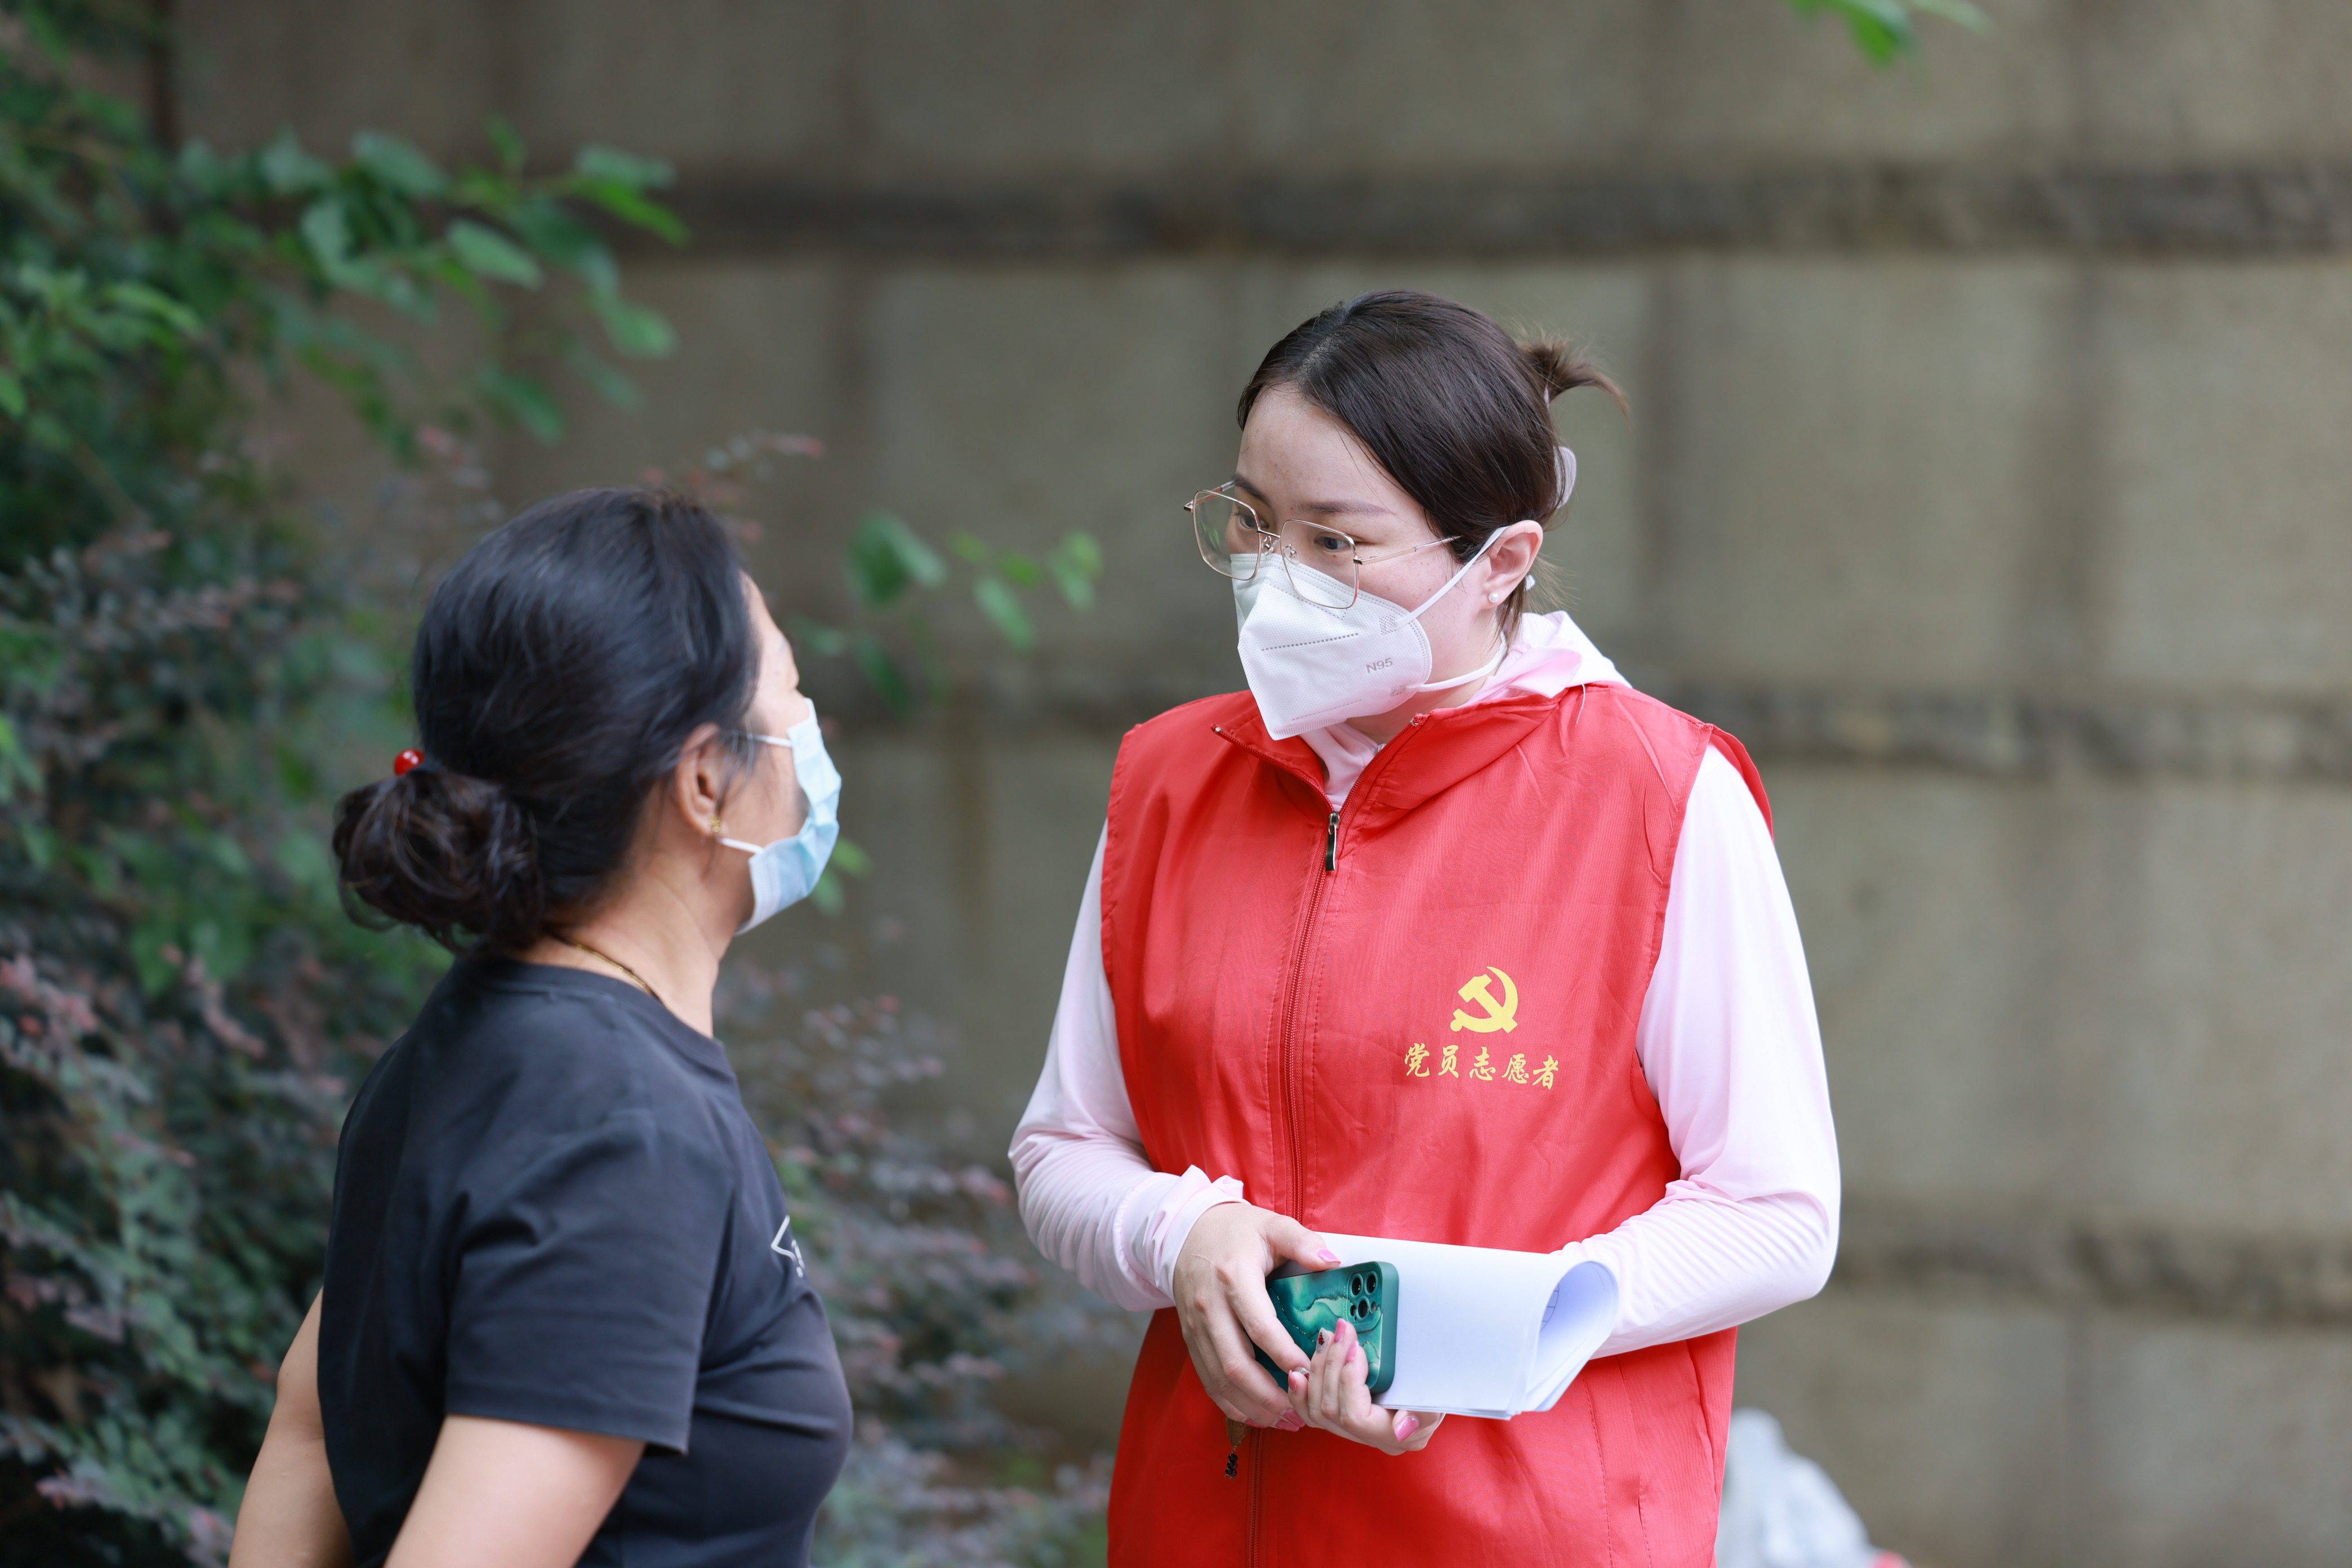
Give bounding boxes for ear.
[1478,522,1546,604]
[667,722,730,840]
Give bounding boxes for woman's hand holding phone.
[1170,1205,1444,1454]
[1285,1317,1445,1455]
[1171,1203,1336,1429]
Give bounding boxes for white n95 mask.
[718,709,841,931]
[1228,449,1574,741]
[1232,532,1506,741]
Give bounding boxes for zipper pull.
[1325,810,1340,872]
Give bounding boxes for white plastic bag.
[1715,1408,1905,1568]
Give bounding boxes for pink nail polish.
[1395,1413,1419,1441]
[1277,1411,1304,1432]
[1317,1248,1343,1264]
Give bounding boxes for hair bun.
[1521,339,1626,413]
[332,765,545,952]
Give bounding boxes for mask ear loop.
[1412,639,1509,694]
[1400,529,1505,621]
[1403,519,1540,693]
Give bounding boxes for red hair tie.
[393,748,424,777]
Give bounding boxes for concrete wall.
[177,5,2352,1563]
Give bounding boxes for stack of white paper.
[1306,1232,1618,1420]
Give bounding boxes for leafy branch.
[651,437,1104,917]
[0,27,686,571]
[798,514,1102,715]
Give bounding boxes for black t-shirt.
[318,957,851,1568]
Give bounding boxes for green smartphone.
[1251,1260,1399,1400]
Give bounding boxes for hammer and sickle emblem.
[1449,966,1520,1034]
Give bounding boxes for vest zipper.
[1279,812,1337,1220]
[1250,720,1428,1568]
[1258,811,1338,1567]
[1246,1430,1266,1563]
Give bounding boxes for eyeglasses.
[1184,487,1459,611]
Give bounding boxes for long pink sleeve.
[1568,747,1840,1354]
[1009,830,1244,1312]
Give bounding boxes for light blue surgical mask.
[718,709,841,932]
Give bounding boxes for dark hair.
[333,488,759,952]
[1237,289,1623,635]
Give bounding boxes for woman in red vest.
[1013,291,1839,1566]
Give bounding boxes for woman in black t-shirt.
[228,490,852,1568]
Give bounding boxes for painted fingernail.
[1395,1413,1419,1441]
[1317,1248,1343,1264]
[1277,1410,1305,1432]
[1317,1329,1333,1347]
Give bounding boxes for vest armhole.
[1705,729,1773,837]
[1100,733,1140,992]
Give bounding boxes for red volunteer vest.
[1100,681,1770,1568]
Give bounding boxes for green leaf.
[1784,0,1910,61]
[271,831,336,900]
[505,199,620,292]
[17,821,58,871]
[129,921,176,997]
[1782,0,1988,62]
[175,139,234,193]
[562,336,642,409]
[573,145,676,190]
[1047,531,1103,611]
[589,292,677,358]
[810,869,846,916]
[973,573,1035,651]
[0,370,24,419]
[446,220,544,287]
[15,7,70,66]
[351,131,448,198]
[786,615,849,659]
[0,714,34,796]
[299,199,353,270]
[486,115,528,174]
[852,634,915,714]
[845,513,947,609]
[830,836,872,877]
[189,915,253,983]
[202,832,253,879]
[573,181,688,246]
[106,282,203,337]
[25,411,72,453]
[259,128,332,194]
[477,367,565,443]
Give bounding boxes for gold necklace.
[554,933,661,1005]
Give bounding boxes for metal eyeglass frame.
[1184,485,1459,611]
